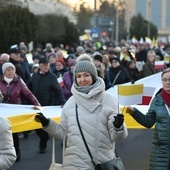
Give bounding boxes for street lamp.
[110,21,114,41]
[147,0,151,37]
[115,7,119,45]
[114,0,125,45]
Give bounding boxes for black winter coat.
[28,71,65,106]
[109,66,131,86]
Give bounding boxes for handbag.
[95,156,125,170]
[76,104,125,170]
[49,136,65,170]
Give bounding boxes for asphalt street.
[9,129,153,170]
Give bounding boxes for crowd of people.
[0,40,170,169]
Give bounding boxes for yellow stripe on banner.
[118,84,143,96]
[8,114,61,133]
[121,107,154,129]
[8,112,154,131]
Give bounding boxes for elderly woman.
[0,62,40,161]
[126,67,170,170]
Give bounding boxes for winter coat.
[109,66,131,86]
[28,71,65,106]
[62,71,74,100]
[125,67,142,83]
[142,62,156,77]
[0,116,16,169]
[132,89,170,170]
[0,76,40,105]
[44,77,128,170]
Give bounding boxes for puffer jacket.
[44,77,128,170]
[28,71,65,106]
[0,116,16,169]
[0,76,40,105]
[132,89,170,170]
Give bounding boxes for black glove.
[35,113,49,127]
[113,114,124,128]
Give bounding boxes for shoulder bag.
[49,136,65,170]
[76,104,125,170]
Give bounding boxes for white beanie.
[2,62,15,74]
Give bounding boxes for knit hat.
[69,59,76,67]
[74,54,97,81]
[48,52,56,58]
[94,54,103,63]
[2,62,15,74]
[76,46,85,55]
[56,59,66,66]
[110,57,120,63]
[127,60,135,67]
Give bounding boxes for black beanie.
[94,54,103,63]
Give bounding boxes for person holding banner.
[35,54,128,169]
[0,115,16,169]
[126,68,170,170]
[0,62,41,162]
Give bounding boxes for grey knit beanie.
[2,62,15,74]
[74,54,97,81]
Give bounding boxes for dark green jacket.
[132,89,170,170]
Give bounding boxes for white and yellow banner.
[118,84,144,105]
[1,104,62,133]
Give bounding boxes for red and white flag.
[155,61,164,69]
[138,86,156,105]
[57,77,64,87]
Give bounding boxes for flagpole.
[117,85,120,114]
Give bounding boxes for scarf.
[162,88,170,106]
[4,76,13,84]
[74,77,102,94]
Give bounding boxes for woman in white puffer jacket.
[35,54,128,170]
[0,116,16,170]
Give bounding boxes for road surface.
[9,129,153,170]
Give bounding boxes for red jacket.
[0,76,40,105]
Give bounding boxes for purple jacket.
[62,72,74,100]
[0,76,40,105]
[62,59,76,100]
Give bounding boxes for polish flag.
[57,77,64,87]
[155,61,164,69]
[138,86,156,105]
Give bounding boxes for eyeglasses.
[162,78,170,83]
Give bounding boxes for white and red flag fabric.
[138,86,156,105]
[118,84,144,105]
[155,61,165,70]
[57,76,64,87]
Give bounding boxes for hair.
[147,50,156,63]
[161,68,170,77]
[102,54,111,68]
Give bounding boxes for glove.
[35,113,49,127]
[113,114,124,128]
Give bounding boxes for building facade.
[125,0,170,40]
